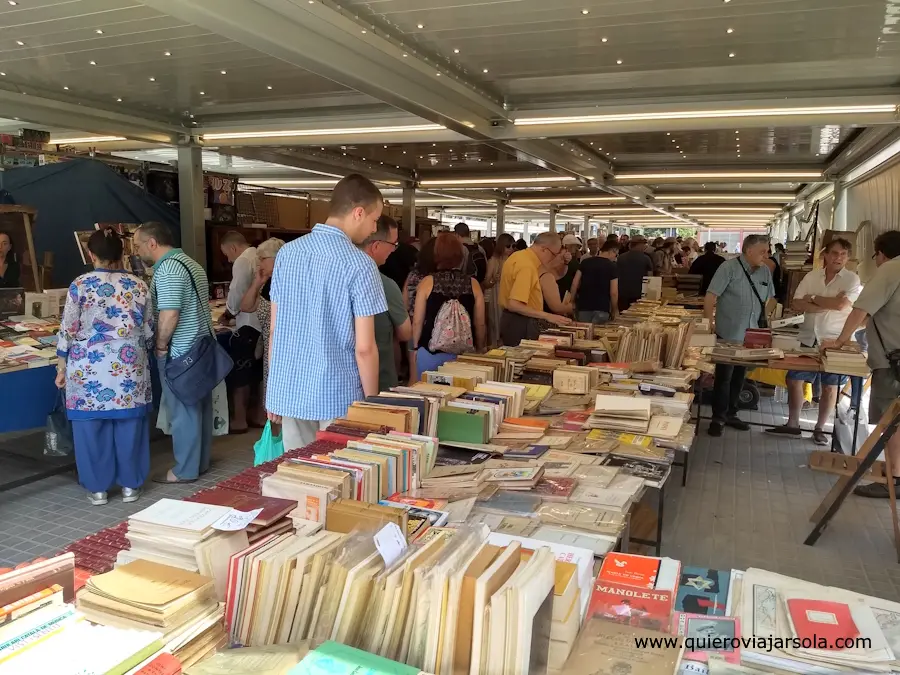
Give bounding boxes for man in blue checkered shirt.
[265,174,387,449]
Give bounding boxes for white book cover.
[128,498,231,533]
[594,395,652,419]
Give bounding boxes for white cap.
[562,234,583,247]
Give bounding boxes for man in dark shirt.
[557,234,583,298]
[616,236,654,311]
[690,241,727,294]
[569,239,619,324]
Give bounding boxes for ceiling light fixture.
[149,77,156,82]
[422,176,578,187]
[361,29,367,34]
[514,104,897,126]
[89,60,97,65]
[199,91,205,95]
[511,196,627,204]
[453,48,460,53]
[95,29,104,34]
[15,40,25,46]
[683,207,782,213]
[581,9,589,14]
[8,1,17,5]
[655,193,795,201]
[616,59,623,65]
[267,85,273,89]
[601,37,608,42]
[483,68,489,73]
[220,70,227,74]
[0,73,5,76]
[617,171,821,180]
[164,51,171,56]
[116,98,122,102]
[203,123,444,141]
[729,52,735,57]
[63,86,69,90]
[417,23,424,28]
[403,53,408,57]
[726,28,734,33]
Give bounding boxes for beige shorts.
[869,368,900,423]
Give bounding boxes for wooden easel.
[805,400,900,561]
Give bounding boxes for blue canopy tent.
[0,159,180,288]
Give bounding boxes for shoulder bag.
[871,316,900,382]
[737,259,769,329]
[157,258,233,405]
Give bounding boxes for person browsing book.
[411,232,485,381]
[569,239,620,325]
[134,221,214,484]
[689,242,726,295]
[824,230,900,498]
[362,215,412,391]
[57,229,153,505]
[0,232,20,288]
[767,238,861,445]
[498,232,572,345]
[704,234,774,437]
[616,236,654,311]
[265,174,387,450]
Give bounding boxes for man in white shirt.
[219,231,264,433]
[767,238,861,444]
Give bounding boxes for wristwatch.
[810,294,818,304]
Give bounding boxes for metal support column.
[548,207,558,233]
[832,180,848,232]
[177,144,206,268]
[582,215,590,243]
[486,218,493,237]
[522,220,529,243]
[496,200,506,235]
[402,185,416,238]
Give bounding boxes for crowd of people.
[50,172,900,509]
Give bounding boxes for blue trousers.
[71,417,150,493]
[157,356,213,480]
[415,348,457,380]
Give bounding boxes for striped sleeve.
[155,261,189,311]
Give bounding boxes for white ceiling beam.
[219,146,413,183]
[0,90,183,145]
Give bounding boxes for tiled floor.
[2,393,898,604]
[0,430,255,567]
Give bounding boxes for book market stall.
[2,291,893,675]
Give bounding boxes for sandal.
[151,469,197,484]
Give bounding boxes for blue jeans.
[157,356,213,479]
[577,310,610,325]
[415,348,457,380]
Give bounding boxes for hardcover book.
[675,567,730,616]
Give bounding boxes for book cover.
[785,598,859,645]
[675,567,730,616]
[588,578,674,633]
[532,477,577,501]
[674,613,741,664]
[598,553,660,589]
[505,444,549,460]
[185,488,297,526]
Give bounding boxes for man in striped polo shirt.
[135,222,214,483]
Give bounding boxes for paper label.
[806,610,839,624]
[211,507,263,531]
[374,522,408,566]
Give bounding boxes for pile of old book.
[823,344,870,377]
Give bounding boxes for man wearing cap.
[616,236,654,311]
[557,234,584,298]
[653,237,677,276]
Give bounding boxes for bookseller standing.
[704,234,774,437]
[265,174,387,450]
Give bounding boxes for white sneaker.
[88,491,108,506]
[121,487,141,504]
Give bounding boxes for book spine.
[0,584,63,626]
[0,607,79,665]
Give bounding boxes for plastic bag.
[253,420,284,466]
[44,390,74,457]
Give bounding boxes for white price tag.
[374,522,408,566]
[212,507,263,531]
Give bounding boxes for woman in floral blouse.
[56,229,154,506]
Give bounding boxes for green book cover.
[288,641,421,674]
[436,408,489,444]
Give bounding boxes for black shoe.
[854,482,894,499]
[725,416,750,431]
[766,425,802,436]
[708,422,723,437]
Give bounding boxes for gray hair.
[742,234,770,252]
[257,237,284,260]
[534,232,561,249]
[362,214,398,246]
[136,221,175,247]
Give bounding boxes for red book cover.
[134,652,182,675]
[185,487,297,526]
[532,477,577,502]
[786,598,860,646]
[743,329,772,348]
[588,578,674,633]
[599,553,661,588]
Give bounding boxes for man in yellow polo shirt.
[498,231,572,345]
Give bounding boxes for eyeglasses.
[378,240,399,249]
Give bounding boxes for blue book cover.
[505,444,549,460]
[675,566,730,616]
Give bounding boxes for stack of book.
[782,240,811,269]
[823,345,869,377]
[588,396,652,433]
[77,559,225,669]
[185,488,298,543]
[675,273,702,296]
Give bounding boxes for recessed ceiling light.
[116,98,122,102]
[15,40,25,46]
[616,59,623,65]
[729,52,735,58]
[199,91,205,95]
[164,51,171,56]
[267,85,273,89]
[453,48,460,53]
[361,29,366,34]
[63,86,69,90]
[189,114,194,118]
[436,72,440,76]
[483,68,489,73]
[417,23,424,28]
[403,53,408,57]
[8,1,17,5]
[581,9,590,14]
[0,73,6,76]
[89,60,97,65]
[221,70,227,74]
[601,37,608,42]
[95,29,104,34]
[403,150,407,154]
[726,28,734,34]
[149,77,156,82]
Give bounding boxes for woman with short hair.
[55,229,153,505]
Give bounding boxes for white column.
[832,180,848,231]
[582,215,590,242]
[486,218,493,237]
[548,207,558,233]
[496,200,506,235]
[522,220,529,242]
[402,185,416,237]
[177,144,205,268]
